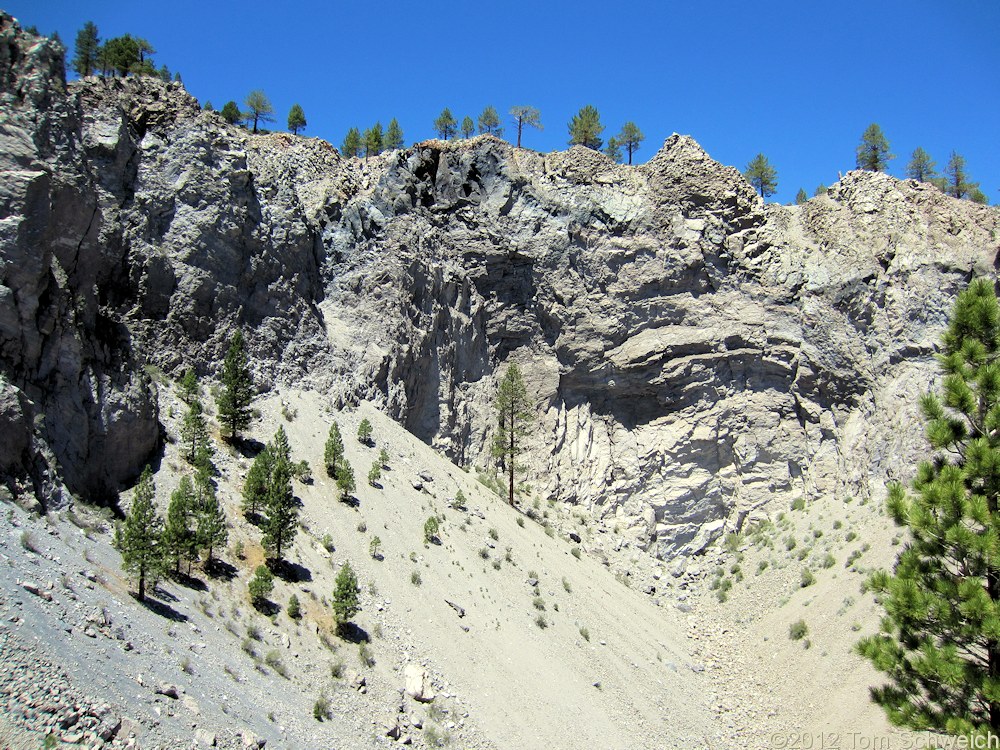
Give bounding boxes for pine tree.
[287,103,307,135]
[163,476,196,574]
[72,21,100,77]
[434,108,457,140]
[616,122,645,165]
[262,428,297,565]
[368,461,382,487]
[173,72,182,84]
[795,188,808,205]
[369,535,381,559]
[248,564,273,609]
[269,425,292,466]
[509,106,542,148]
[744,153,778,198]
[363,122,383,158]
[194,472,227,568]
[158,64,171,82]
[567,105,604,150]
[324,422,344,477]
[858,278,1000,738]
[180,399,209,464]
[478,106,502,137]
[217,330,254,441]
[341,127,362,158]
[905,147,937,182]
[332,561,361,633]
[461,116,475,139]
[243,90,274,134]
[492,363,533,506]
[944,151,979,200]
[179,367,198,403]
[242,447,272,519]
[384,118,404,150]
[357,418,373,445]
[971,189,989,206]
[221,101,242,125]
[337,460,356,502]
[203,101,214,112]
[378,448,390,468]
[287,593,301,619]
[114,466,164,601]
[604,137,622,163]
[856,123,894,172]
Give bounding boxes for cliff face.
[2,16,998,553]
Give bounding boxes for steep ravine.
[2,15,999,557]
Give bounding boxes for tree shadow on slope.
[337,622,370,644]
[268,558,312,584]
[168,569,208,592]
[230,437,266,459]
[251,598,280,617]
[136,588,188,622]
[205,559,237,581]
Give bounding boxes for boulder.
[403,665,435,703]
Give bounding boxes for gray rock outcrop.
[1,15,998,553]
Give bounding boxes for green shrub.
[424,516,440,544]
[358,642,374,667]
[821,553,836,569]
[535,614,548,629]
[411,570,422,586]
[562,577,572,593]
[791,497,806,511]
[488,527,499,541]
[264,650,288,678]
[313,694,330,721]
[571,547,581,559]
[579,626,590,641]
[800,568,816,588]
[516,517,525,528]
[789,619,808,640]
[287,594,301,619]
[532,596,546,611]
[723,532,744,553]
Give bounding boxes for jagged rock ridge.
[2,14,999,555]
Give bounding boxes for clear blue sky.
[10,1,999,204]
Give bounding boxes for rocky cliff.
[2,15,998,554]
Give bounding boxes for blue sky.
[11,1,999,204]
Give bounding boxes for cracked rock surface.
[2,13,999,554]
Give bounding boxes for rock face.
[2,16,999,551]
